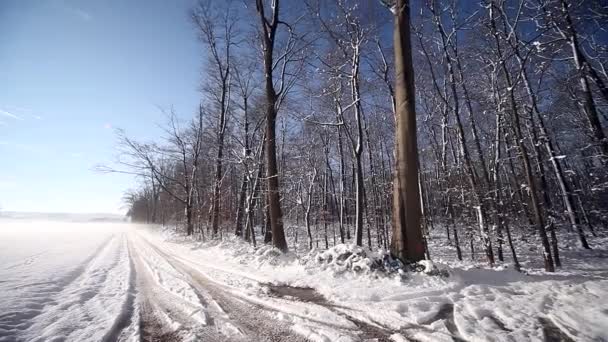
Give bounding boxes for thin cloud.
[65,5,92,21]
[0,109,23,120]
[51,0,92,21]
[1,106,45,121]
[73,8,91,21]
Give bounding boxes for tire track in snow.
[161,256,308,341]
[166,252,359,332]
[133,234,308,342]
[142,235,403,341]
[148,238,419,341]
[129,233,224,342]
[101,237,138,342]
[263,283,459,342]
[131,235,184,342]
[264,284,399,341]
[140,235,475,342]
[539,317,575,342]
[140,233,521,342]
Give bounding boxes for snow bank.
[311,244,374,274]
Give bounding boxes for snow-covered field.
[1,218,607,342]
[0,220,137,342]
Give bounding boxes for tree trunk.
[235,173,248,236]
[211,138,224,236]
[185,202,194,236]
[256,0,288,252]
[337,125,347,243]
[354,153,364,246]
[235,95,250,237]
[390,0,425,263]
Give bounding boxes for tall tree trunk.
[337,125,347,242]
[235,173,248,237]
[364,120,383,248]
[354,153,364,246]
[350,44,365,247]
[244,132,266,246]
[235,96,250,237]
[390,0,425,263]
[185,202,194,236]
[256,0,288,251]
[211,137,224,236]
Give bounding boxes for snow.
[0,220,138,342]
[140,227,608,342]
[1,218,607,341]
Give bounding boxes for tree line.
[108,0,607,272]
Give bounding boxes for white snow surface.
[144,227,608,342]
[1,218,607,342]
[0,220,138,342]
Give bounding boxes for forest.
[108,0,608,273]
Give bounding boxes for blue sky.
[0,0,201,214]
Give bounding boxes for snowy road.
[1,220,607,341]
[129,231,397,341]
[130,232,310,341]
[0,222,398,341]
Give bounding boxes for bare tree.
[255,0,307,251]
[104,109,205,235]
[192,0,236,237]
